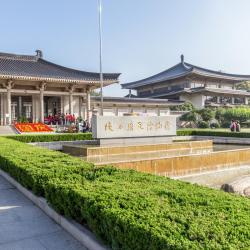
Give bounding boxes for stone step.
[0,126,17,135]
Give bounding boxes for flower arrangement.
[14,122,53,133]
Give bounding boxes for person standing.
[236,121,241,132]
[230,120,236,132]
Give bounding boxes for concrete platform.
[0,176,87,250]
[0,126,16,135]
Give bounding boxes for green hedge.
[0,137,249,249]
[177,129,250,138]
[5,132,92,143]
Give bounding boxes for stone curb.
[174,135,250,144]
[0,169,107,250]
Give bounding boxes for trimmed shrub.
[180,111,198,123]
[0,137,249,249]
[198,108,215,122]
[223,107,250,124]
[197,121,209,128]
[170,101,194,111]
[5,133,92,143]
[210,122,220,129]
[215,108,226,123]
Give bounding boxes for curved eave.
[184,62,250,80]
[150,89,188,98]
[190,69,250,82]
[195,87,250,97]
[0,74,119,86]
[40,58,121,80]
[122,61,250,90]
[122,71,191,90]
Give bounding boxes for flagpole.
[98,0,104,116]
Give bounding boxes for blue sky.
[1,0,250,96]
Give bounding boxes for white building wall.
[78,104,170,118]
[180,94,206,109]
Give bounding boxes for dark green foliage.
[215,107,250,127]
[181,107,250,128]
[236,81,250,91]
[5,133,92,143]
[0,137,249,249]
[210,122,220,129]
[180,111,198,122]
[197,121,209,128]
[222,108,250,123]
[215,108,225,122]
[197,108,215,122]
[170,102,194,111]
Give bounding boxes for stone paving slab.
[0,176,13,190]
[0,176,87,250]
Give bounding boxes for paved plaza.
[0,175,87,250]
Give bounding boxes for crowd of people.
[44,113,90,133]
[230,120,241,132]
[44,113,76,125]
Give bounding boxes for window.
[23,103,32,119]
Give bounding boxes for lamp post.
[98,0,104,115]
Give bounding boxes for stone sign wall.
[92,115,176,139]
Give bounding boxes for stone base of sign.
[62,140,213,159]
[97,136,173,146]
[109,147,250,177]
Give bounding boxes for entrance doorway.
[44,97,61,117]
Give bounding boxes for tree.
[215,108,225,121]
[198,108,215,122]
[236,81,250,91]
[170,102,194,111]
[90,90,100,96]
[180,111,198,123]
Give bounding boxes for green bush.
[170,101,194,111]
[197,121,209,128]
[223,107,250,124]
[215,108,226,123]
[5,133,92,143]
[0,137,249,249]
[180,111,198,122]
[198,108,215,122]
[210,122,220,129]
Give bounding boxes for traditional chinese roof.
[0,51,120,85]
[91,96,183,106]
[150,87,250,98]
[122,55,250,89]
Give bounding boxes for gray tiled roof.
[91,96,183,105]
[122,58,250,89]
[0,52,120,83]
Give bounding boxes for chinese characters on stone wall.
[104,120,171,133]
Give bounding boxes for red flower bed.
[14,123,53,133]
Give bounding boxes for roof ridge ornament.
[35,50,43,59]
[181,54,184,64]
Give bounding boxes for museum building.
[122,55,250,109]
[0,50,179,126]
